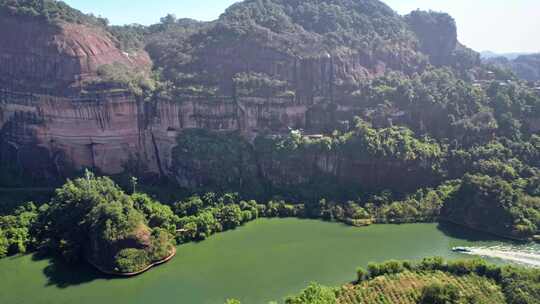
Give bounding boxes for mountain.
[0,0,151,94]
[480,51,534,60]
[485,53,540,81]
[0,0,482,96]
[0,0,538,242]
[0,0,479,184]
[144,2,482,101]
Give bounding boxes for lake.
[0,218,528,304]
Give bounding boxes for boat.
[452,247,471,253]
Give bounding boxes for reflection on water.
[459,244,540,268]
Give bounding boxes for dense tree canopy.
[34,171,175,273]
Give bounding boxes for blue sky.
[63,0,540,53]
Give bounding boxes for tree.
[356,267,367,282]
[285,283,336,304]
[0,229,8,258]
[37,172,175,273]
[0,202,38,256]
[160,14,177,26]
[219,205,243,230]
[419,283,462,304]
[442,174,537,238]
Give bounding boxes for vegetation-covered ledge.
[87,247,176,277]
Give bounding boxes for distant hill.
[484,53,540,81]
[480,51,534,60]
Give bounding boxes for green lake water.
[0,219,521,304]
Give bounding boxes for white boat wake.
[459,245,540,268]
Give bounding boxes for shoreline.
[87,247,177,277]
[438,218,531,243]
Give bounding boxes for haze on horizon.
[63,0,540,54]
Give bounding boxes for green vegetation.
[419,282,462,304]
[0,172,458,272]
[166,64,540,239]
[0,202,38,257]
[339,271,504,304]
[405,10,479,70]
[293,258,538,304]
[169,108,538,239]
[486,54,540,82]
[442,174,540,239]
[0,171,175,274]
[171,130,262,194]
[0,0,538,290]
[85,63,156,97]
[285,283,337,304]
[0,0,108,26]
[225,257,539,304]
[0,169,488,275]
[234,72,294,98]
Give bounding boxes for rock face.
[0,89,441,193]
[0,1,466,192]
[0,15,150,93]
[0,90,316,182]
[405,10,457,66]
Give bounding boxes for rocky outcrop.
[0,1,474,192]
[405,10,457,66]
[0,89,326,183]
[0,15,150,94]
[194,43,426,103]
[1,88,437,193]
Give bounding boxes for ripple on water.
[462,244,540,268]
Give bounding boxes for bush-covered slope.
[228,258,539,304]
[337,271,505,304]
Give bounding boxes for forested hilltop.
[0,0,539,278]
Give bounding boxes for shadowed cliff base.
[436,221,508,243]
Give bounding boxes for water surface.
[0,219,527,304]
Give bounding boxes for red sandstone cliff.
[0,15,150,93]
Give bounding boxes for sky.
[63,0,540,53]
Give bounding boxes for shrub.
[356,267,367,282]
[419,283,462,304]
[366,260,405,278]
[285,283,336,304]
[115,248,149,273]
[419,256,446,271]
[0,229,7,258]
